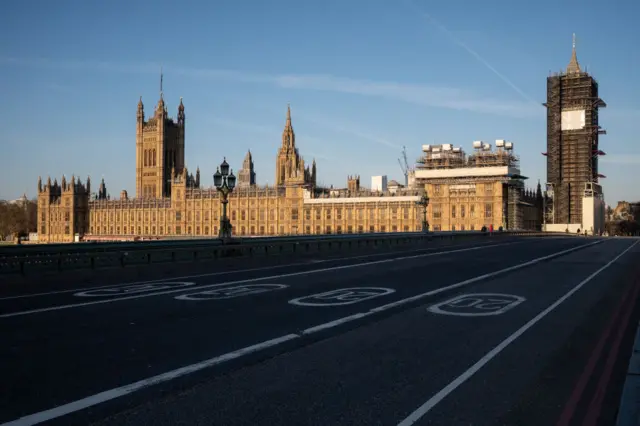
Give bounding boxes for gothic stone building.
[37,100,427,243]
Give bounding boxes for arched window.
[144,150,147,167]
[152,149,156,166]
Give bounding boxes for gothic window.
[470,205,475,218]
[433,205,442,219]
[241,211,246,221]
[291,208,298,220]
[403,208,409,220]
[250,210,256,220]
[461,205,466,218]
[176,226,181,235]
[484,203,493,218]
[204,226,209,235]
[451,205,456,219]
[152,149,156,166]
[337,209,342,220]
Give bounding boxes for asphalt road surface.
[1,236,639,426]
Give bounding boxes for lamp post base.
[219,219,233,241]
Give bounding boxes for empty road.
[1,236,639,425]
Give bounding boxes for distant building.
[9,194,29,207]
[387,180,404,194]
[414,141,542,231]
[543,34,606,234]
[371,175,388,192]
[371,175,387,192]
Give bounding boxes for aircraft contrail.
[407,0,539,106]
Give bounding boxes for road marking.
[175,284,288,301]
[289,287,395,306]
[396,239,639,426]
[0,239,535,301]
[0,334,300,426]
[75,282,196,297]
[427,293,525,317]
[0,239,607,425]
[0,241,523,318]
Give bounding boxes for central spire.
[566,33,581,74]
[282,103,295,148]
[160,66,164,99]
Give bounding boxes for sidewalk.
[616,321,640,425]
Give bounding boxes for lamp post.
[213,158,236,240]
[416,192,430,232]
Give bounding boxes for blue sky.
[1,0,638,205]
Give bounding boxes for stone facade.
[36,91,543,243]
[415,142,543,232]
[37,100,425,243]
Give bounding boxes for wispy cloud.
[600,154,640,165]
[293,110,402,149]
[406,1,539,107]
[209,116,334,160]
[1,56,541,118]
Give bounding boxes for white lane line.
[302,312,371,335]
[0,239,514,301]
[0,334,299,426]
[0,242,518,318]
[395,239,640,426]
[0,239,604,425]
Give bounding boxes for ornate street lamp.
[214,158,236,240]
[416,192,430,232]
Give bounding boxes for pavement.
[1,236,639,426]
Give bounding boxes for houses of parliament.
[36,83,542,243]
